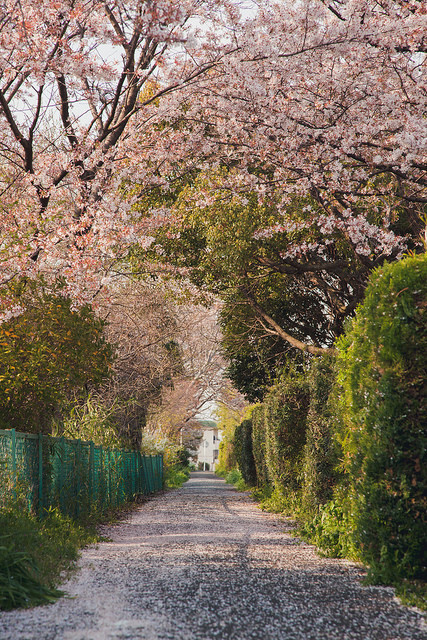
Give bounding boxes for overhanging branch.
[241,287,336,356]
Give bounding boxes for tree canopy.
[131,0,426,358]
[0,0,425,409]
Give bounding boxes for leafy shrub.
[144,437,191,488]
[299,487,359,560]
[251,404,270,487]
[258,484,302,515]
[216,407,238,476]
[0,505,97,610]
[263,373,310,494]
[234,419,257,486]
[53,395,122,448]
[0,279,112,434]
[0,544,63,610]
[302,355,340,517]
[335,253,427,582]
[224,468,248,491]
[175,447,191,467]
[164,465,190,488]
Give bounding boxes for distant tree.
[94,279,183,448]
[146,304,238,439]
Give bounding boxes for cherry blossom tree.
[0,0,239,318]
[134,0,426,354]
[1,0,425,358]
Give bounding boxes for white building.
[196,421,220,471]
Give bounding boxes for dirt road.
[0,472,425,640]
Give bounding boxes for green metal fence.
[0,429,163,519]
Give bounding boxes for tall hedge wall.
[336,253,426,581]
[302,355,339,515]
[263,374,310,493]
[251,404,270,487]
[234,419,257,486]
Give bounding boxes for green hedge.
[242,373,312,496]
[302,355,339,516]
[336,253,426,582]
[251,404,270,487]
[264,375,309,493]
[234,419,257,486]
[227,254,426,589]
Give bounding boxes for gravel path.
[0,472,425,640]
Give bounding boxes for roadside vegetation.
[217,254,426,611]
[0,0,425,617]
[164,447,192,489]
[0,439,191,611]
[0,500,99,611]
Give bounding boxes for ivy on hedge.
[251,404,270,487]
[263,374,310,494]
[302,355,340,516]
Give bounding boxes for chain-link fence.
[0,429,163,519]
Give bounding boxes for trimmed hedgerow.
[234,419,257,487]
[335,253,427,583]
[251,404,270,487]
[263,373,310,494]
[302,355,340,517]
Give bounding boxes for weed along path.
[1,473,425,640]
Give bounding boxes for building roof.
[196,419,217,429]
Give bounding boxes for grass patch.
[164,464,190,489]
[224,468,250,492]
[0,505,99,611]
[394,580,427,612]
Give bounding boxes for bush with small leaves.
[234,419,257,487]
[0,279,113,434]
[335,253,427,582]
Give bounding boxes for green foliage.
[53,395,122,448]
[224,468,248,492]
[216,405,240,475]
[302,355,340,517]
[299,491,359,560]
[234,419,257,486]
[164,465,190,489]
[175,447,191,467]
[151,439,191,489]
[263,373,310,494]
[394,580,427,612]
[142,170,348,398]
[0,279,113,434]
[258,485,301,515]
[244,371,310,513]
[251,404,270,487]
[164,446,191,489]
[0,544,63,610]
[220,292,307,402]
[335,253,427,582]
[0,504,98,610]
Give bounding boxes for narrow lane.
[0,473,425,640]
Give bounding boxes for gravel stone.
[0,472,425,639]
